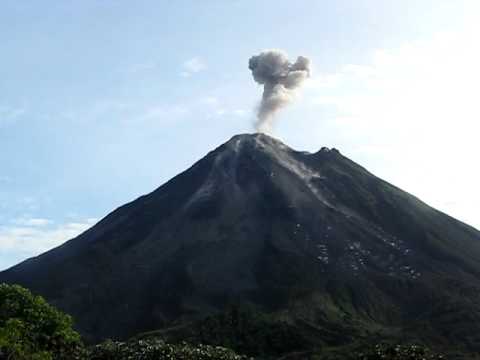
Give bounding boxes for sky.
[1,0,479,270]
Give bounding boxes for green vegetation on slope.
[0,283,452,360]
[137,304,311,358]
[0,284,250,360]
[0,283,83,359]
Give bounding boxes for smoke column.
[248,50,311,133]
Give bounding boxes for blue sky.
[1,0,479,270]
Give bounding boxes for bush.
[0,283,83,359]
[357,343,445,360]
[88,338,252,360]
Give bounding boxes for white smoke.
[248,50,311,133]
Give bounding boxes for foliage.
[0,283,83,360]
[357,343,445,360]
[0,283,452,360]
[88,338,251,360]
[159,304,310,358]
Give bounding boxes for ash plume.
[249,50,311,133]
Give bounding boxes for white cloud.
[200,96,219,105]
[16,197,39,211]
[13,218,51,227]
[0,218,97,264]
[305,24,480,229]
[181,57,207,77]
[140,104,189,122]
[196,94,250,119]
[0,105,26,125]
[232,109,248,117]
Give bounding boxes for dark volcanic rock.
[1,133,480,353]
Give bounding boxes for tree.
[0,283,83,359]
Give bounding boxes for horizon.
[1,0,479,270]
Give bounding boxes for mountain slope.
[1,133,480,354]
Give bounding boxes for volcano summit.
[1,134,480,355]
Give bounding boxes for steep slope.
[1,133,480,354]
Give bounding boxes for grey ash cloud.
[248,50,311,133]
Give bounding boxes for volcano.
[1,133,480,354]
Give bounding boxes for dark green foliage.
[0,283,83,360]
[197,305,309,356]
[88,338,251,360]
[0,282,453,360]
[151,305,311,358]
[357,344,445,360]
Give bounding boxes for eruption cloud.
[249,50,311,133]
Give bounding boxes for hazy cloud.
[140,105,189,122]
[181,57,207,77]
[198,96,248,119]
[0,218,98,269]
[0,105,26,125]
[13,218,52,227]
[305,29,480,229]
